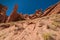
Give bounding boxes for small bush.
[43,33,55,40]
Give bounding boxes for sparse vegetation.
[43,33,55,40]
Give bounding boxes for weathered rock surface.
[35,9,43,17]
[47,2,60,15]
[6,4,20,22]
[0,2,60,40]
[0,2,60,23]
[0,4,8,23]
[0,14,60,40]
[23,14,30,20]
[29,9,43,19]
[42,2,60,16]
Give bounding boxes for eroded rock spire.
[6,4,20,22]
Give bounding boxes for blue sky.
[0,0,60,16]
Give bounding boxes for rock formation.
[0,1,60,23]
[35,9,43,17]
[6,4,20,22]
[0,1,60,40]
[48,2,60,15]
[0,4,8,23]
[42,2,60,16]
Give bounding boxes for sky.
[0,0,60,16]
